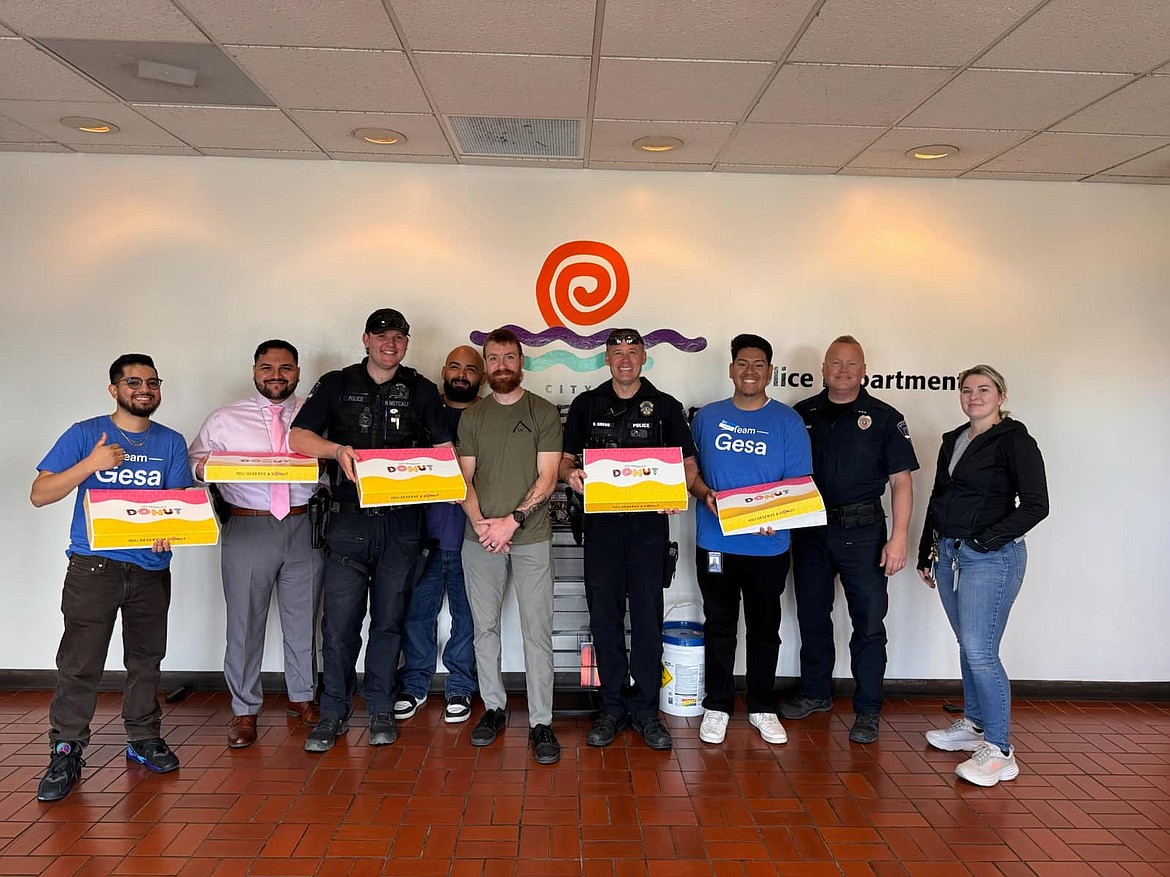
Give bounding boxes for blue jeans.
[934,537,1027,751]
[399,549,477,699]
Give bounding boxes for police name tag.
[715,476,827,537]
[582,447,688,514]
[354,448,467,507]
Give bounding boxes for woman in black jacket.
[916,365,1048,787]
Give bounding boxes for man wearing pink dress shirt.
[189,340,324,748]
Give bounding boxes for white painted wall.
[2,153,1166,683]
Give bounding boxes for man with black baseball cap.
[290,309,454,752]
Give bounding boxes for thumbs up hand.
[87,432,125,473]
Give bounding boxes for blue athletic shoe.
[126,737,180,773]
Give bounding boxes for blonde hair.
[959,364,1010,419]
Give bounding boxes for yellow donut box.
[582,447,688,514]
[716,476,827,537]
[85,488,221,549]
[355,448,467,507]
[203,452,321,483]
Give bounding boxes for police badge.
[640,400,654,417]
[857,414,872,430]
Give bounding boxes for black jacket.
[916,417,1049,567]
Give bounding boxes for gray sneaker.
[368,713,398,746]
[304,717,348,753]
[925,717,984,752]
[779,696,833,720]
[849,713,880,744]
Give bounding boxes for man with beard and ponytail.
[290,309,453,753]
[457,328,564,764]
[188,340,325,749]
[31,354,191,802]
[394,345,484,725]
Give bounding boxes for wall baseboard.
[1,670,1165,704]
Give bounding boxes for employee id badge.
[707,551,723,574]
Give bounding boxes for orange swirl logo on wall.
[536,240,630,328]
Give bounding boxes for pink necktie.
[269,404,290,520]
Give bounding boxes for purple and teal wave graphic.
[469,325,707,352]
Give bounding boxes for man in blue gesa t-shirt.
[31,353,191,802]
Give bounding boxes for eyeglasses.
[118,377,163,390]
[606,333,644,346]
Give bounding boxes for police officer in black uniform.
[290,309,453,752]
[560,328,698,751]
[780,335,918,744]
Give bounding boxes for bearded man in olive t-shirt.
[457,328,563,766]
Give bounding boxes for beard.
[487,368,522,394]
[117,394,160,418]
[444,378,480,404]
[256,378,298,401]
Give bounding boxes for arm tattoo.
[517,487,551,515]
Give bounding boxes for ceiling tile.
[976,132,1169,174]
[751,64,953,126]
[289,110,451,155]
[0,110,48,141]
[0,0,206,41]
[181,0,400,49]
[902,69,1132,130]
[0,23,13,36]
[416,53,589,117]
[975,0,1170,74]
[392,0,594,54]
[1054,75,1170,135]
[722,123,883,166]
[848,127,1028,171]
[840,166,963,178]
[132,104,318,149]
[595,58,772,122]
[0,100,188,146]
[201,148,325,160]
[0,141,70,152]
[227,46,428,112]
[718,164,836,174]
[789,0,1036,66]
[463,156,584,168]
[963,170,1088,181]
[589,120,733,164]
[588,161,711,172]
[69,143,201,155]
[0,38,115,101]
[1096,142,1170,176]
[332,152,457,164]
[601,0,816,61]
[1085,173,1170,184]
[41,40,274,106]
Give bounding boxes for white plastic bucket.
[660,621,705,717]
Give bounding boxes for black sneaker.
[368,713,398,746]
[849,713,881,744]
[586,713,629,748]
[392,692,426,721]
[304,717,349,753]
[37,741,84,802]
[778,696,833,720]
[632,715,673,751]
[126,738,180,773]
[443,695,473,724]
[529,724,561,765]
[470,708,507,747]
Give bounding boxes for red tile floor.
[0,690,1168,877]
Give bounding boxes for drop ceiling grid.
[0,0,1163,179]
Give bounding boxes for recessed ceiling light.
[60,116,120,135]
[633,135,683,153]
[907,144,959,160]
[353,127,407,146]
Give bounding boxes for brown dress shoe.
[228,714,257,749]
[286,700,321,726]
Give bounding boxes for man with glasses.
[560,328,698,750]
[290,310,454,752]
[189,340,324,749]
[31,354,192,802]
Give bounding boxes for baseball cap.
[365,308,410,335]
[605,327,644,346]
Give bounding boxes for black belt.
[826,498,884,527]
[330,501,397,516]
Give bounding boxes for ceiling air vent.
[449,116,580,158]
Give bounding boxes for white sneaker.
[925,717,985,752]
[699,710,729,744]
[392,692,426,720]
[749,712,788,745]
[955,742,1019,787]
